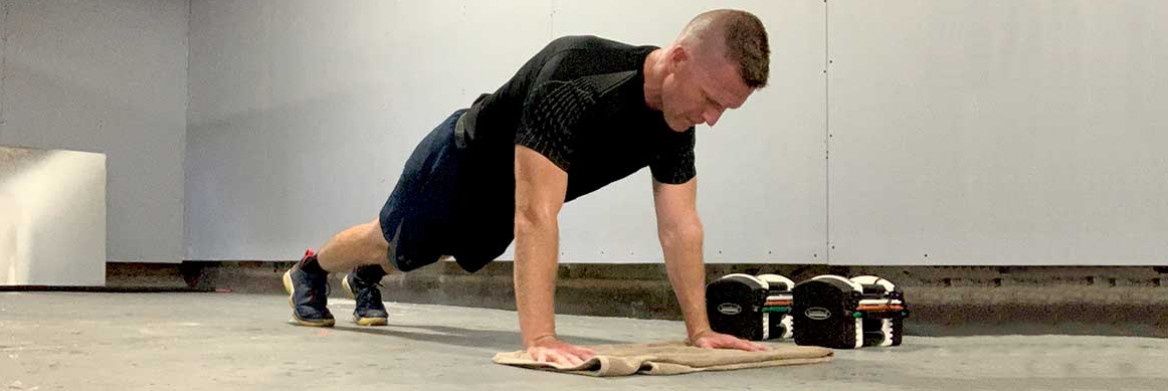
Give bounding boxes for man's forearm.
[513,215,560,347]
[660,227,710,339]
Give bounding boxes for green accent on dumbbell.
[853,312,863,318]
[762,306,789,313]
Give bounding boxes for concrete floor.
[1,292,1165,390]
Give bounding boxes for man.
[283,9,772,366]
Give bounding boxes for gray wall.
[185,0,820,263]
[828,1,1168,265]
[0,0,188,263]
[186,0,1168,266]
[547,1,826,264]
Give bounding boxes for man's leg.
[283,219,392,328]
[317,219,390,272]
[284,109,467,327]
[284,218,395,327]
[322,219,393,326]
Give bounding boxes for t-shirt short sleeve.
[514,79,598,172]
[649,127,696,184]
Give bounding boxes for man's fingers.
[566,353,584,367]
[688,333,771,352]
[542,350,581,367]
[529,343,594,367]
[740,339,766,352]
[553,352,577,367]
[713,336,760,351]
[574,347,596,360]
[541,350,560,365]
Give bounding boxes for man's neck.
[643,48,665,111]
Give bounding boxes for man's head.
[653,9,770,131]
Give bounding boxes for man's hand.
[686,329,771,352]
[526,336,597,367]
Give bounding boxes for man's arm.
[513,145,595,365]
[652,177,768,351]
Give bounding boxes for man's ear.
[669,46,690,71]
[663,45,686,74]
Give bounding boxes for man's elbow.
[658,220,703,248]
[514,206,557,236]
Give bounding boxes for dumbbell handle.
[857,304,905,312]
[859,298,903,306]
[858,284,889,294]
[859,308,910,319]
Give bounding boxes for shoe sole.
[283,269,336,328]
[342,273,389,327]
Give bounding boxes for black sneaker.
[342,267,389,326]
[282,249,335,327]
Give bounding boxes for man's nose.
[703,108,724,127]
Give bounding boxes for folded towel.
[493,341,833,377]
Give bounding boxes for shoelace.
[353,278,384,309]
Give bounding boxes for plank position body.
[283,9,772,366]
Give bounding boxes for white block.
[0,146,106,286]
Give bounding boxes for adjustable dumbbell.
[792,275,866,349]
[792,274,910,349]
[706,273,798,341]
[850,275,909,347]
[757,274,795,339]
[706,273,769,341]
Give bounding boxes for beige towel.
[492,341,833,377]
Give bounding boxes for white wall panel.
[0,146,105,286]
[828,1,1168,265]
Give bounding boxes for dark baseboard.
[22,260,1165,337]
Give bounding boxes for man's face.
[660,48,754,132]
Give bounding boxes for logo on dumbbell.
[804,307,831,320]
[717,303,743,315]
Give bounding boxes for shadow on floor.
[321,323,627,352]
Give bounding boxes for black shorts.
[379,109,513,273]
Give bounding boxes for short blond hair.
[679,9,770,89]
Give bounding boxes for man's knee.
[365,218,393,270]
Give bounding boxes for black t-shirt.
[460,35,696,206]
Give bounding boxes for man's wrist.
[685,317,712,339]
[686,327,712,343]
[524,333,557,347]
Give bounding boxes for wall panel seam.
[0,0,9,138]
[824,0,832,264]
